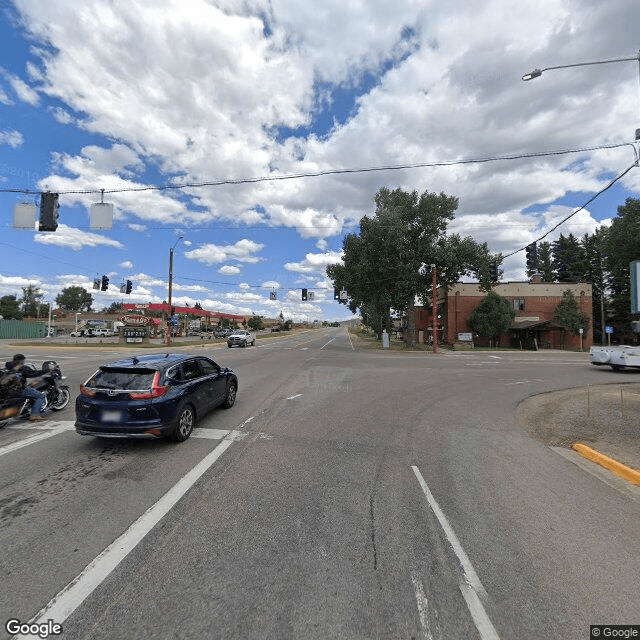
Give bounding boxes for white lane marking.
[347,332,354,350]
[411,466,499,639]
[18,433,237,638]
[192,428,245,441]
[411,571,436,640]
[320,337,336,349]
[286,394,303,400]
[411,465,487,598]
[0,421,75,458]
[459,580,500,640]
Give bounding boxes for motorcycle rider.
[2,354,47,421]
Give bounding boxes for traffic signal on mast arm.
[38,192,59,231]
[101,275,109,291]
[301,288,308,301]
[490,260,499,282]
[125,280,133,294]
[525,242,538,272]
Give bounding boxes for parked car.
[227,330,255,348]
[213,328,231,338]
[70,330,83,337]
[94,328,113,337]
[75,353,238,442]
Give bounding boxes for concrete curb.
[571,443,640,485]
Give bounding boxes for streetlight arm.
[523,53,640,81]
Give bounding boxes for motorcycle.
[0,360,70,427]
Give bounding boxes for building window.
[512,298,525,311]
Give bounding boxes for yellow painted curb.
[571,443,640,485]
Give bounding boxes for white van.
[94,328,113,337]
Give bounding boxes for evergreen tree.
[466,291,516,347]
[604,198,640,340]
[553,290,590,348]
[552,233,586,282]
[535,241,555,282]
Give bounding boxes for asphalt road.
[0,329,638,639]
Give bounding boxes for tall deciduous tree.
[327,187,495,346]
[21,285,48,318]
[55,286,93,312]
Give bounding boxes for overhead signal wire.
[0,142,635,196]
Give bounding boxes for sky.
[1,0,640,323]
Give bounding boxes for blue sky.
[1,0,640,322]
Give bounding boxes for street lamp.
[166,236,183,346]
[522,51,640,138]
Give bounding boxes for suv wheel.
[171,404,195,442]
[222,382,237,408]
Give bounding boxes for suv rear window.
[86,367,157,391]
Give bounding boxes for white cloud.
[6,73,39,106]
[185,239,265,265]
[0,129,24,148]
[285,250,342,273]
[219,265,241,275]
[33,224,124,250]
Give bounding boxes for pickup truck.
[590,345,640,371]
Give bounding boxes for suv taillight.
[129,371,168,399]
[80,385,96,397]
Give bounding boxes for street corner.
[571,443,640,486]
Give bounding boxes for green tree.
[553,290,590,347]
[247,315,263,331]
[101,302,124,314]
[56,286,93,312]
[604,198,640,339]
[0,295,24,320]
[534,241,555,282]
[581,229,608,345]
[466,291,515,347]
[21,285,47,318]
[552,233,586,282]
[327,187,495,346]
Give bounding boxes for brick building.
[413,279,593,350]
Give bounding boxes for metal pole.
[166,247,174,347]
[432,264,438,354]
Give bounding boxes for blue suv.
[75,353,238,442]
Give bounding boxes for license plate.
[102,410,122,423]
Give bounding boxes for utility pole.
[166,237,183,347]
[432,264,438,354]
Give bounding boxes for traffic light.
[93,278,100,290]
[301,288,308,301]
[101,275,109,291]
[525,242,538,272]
[38,192,59,231]
[490,260,499,282]
[125,280,132,294]
[334,287,340,300]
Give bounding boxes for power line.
[0,142,636,196]
[503,161,637,259]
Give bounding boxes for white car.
[70,330,83,337]
[94,328,113,337]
